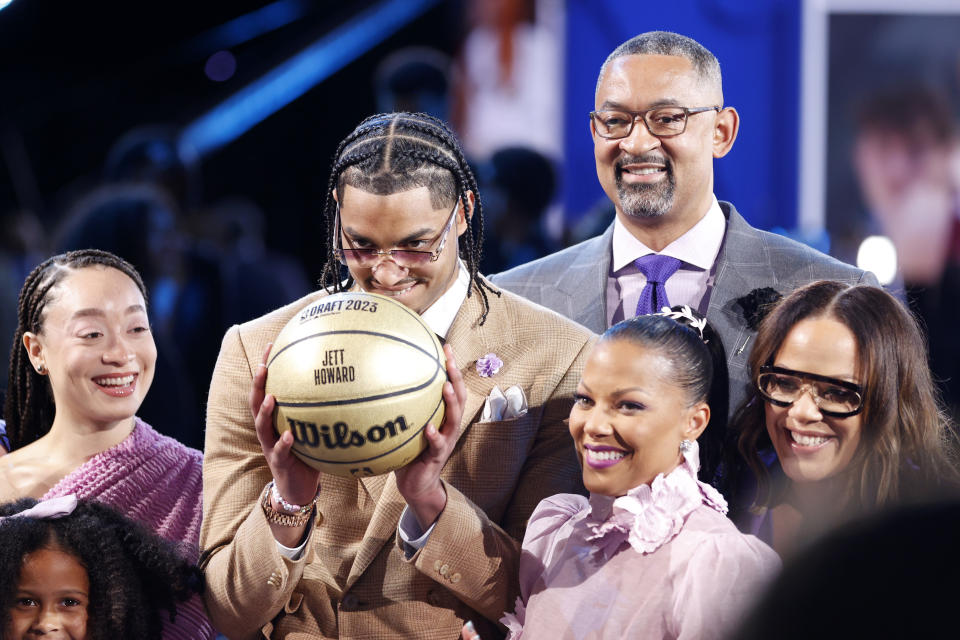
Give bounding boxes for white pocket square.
[481,385,529,422]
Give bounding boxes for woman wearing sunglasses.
[736,280,960,557]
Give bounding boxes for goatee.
[615,155,675,219]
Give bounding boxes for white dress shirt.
[606,196,726,326]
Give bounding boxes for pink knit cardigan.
[43,418,215,640]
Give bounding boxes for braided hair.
[0,498,202,640]
[4,249,147,451]
[318,112,500,324]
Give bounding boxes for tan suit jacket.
[200,280,594,639]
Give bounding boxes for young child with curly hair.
[0,495,203,640]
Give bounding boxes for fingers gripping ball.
[265,291,446,477]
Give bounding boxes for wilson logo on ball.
[265,291,446,477]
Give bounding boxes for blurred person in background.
[453,0,563,163]
[730,499,960,640]
[197,194,311,327]
[852,86,960,419]
[478,146,558,274]
[374,46,452,122]
[104,124,203,218]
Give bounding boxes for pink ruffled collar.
[584,441,728,559]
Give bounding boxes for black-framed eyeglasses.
[590,106,721,139]
[756,365,864,418]
[333,198,460,267]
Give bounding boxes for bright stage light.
[857,235,898,286]
[179,0,440,157]
[0,0,16,11]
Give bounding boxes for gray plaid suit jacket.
[490,201,878,423]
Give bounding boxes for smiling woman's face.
[25,266,156,432]
[568,339,708,496]
[764,315,864,486]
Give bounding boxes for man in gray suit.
[491,31,876,479]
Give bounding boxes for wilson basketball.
[265,291,446,478]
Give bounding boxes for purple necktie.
[634,254,682,316]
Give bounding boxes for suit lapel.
[708,203,784,418]
[554,224,613,333]
[445,285,502,438]
[707,204,766,358]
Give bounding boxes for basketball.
[265,291,446,478]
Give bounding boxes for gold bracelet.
[261,484,313,527]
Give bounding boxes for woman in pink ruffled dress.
[0,249,215,640]
[463,308,779,640]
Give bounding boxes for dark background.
[0,0,458,284]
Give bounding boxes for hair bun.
[656,304,710,343]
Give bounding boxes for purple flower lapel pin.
[475,353,503,377]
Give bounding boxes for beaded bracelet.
[267,480,321,516]
[261,486,313,528]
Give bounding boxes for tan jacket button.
[434,559,442,572]
[450,573,461,584]
[439,563,449,576]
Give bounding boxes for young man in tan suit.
[200,113,594,639]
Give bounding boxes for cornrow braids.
[4,249,146,451]
[0,498,202,640]
[319,112,500,324]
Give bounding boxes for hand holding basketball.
[395,344,466,529]
[252,343,322,512]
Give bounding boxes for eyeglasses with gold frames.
[333,198,460,267]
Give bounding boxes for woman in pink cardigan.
[0,249,214,640]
